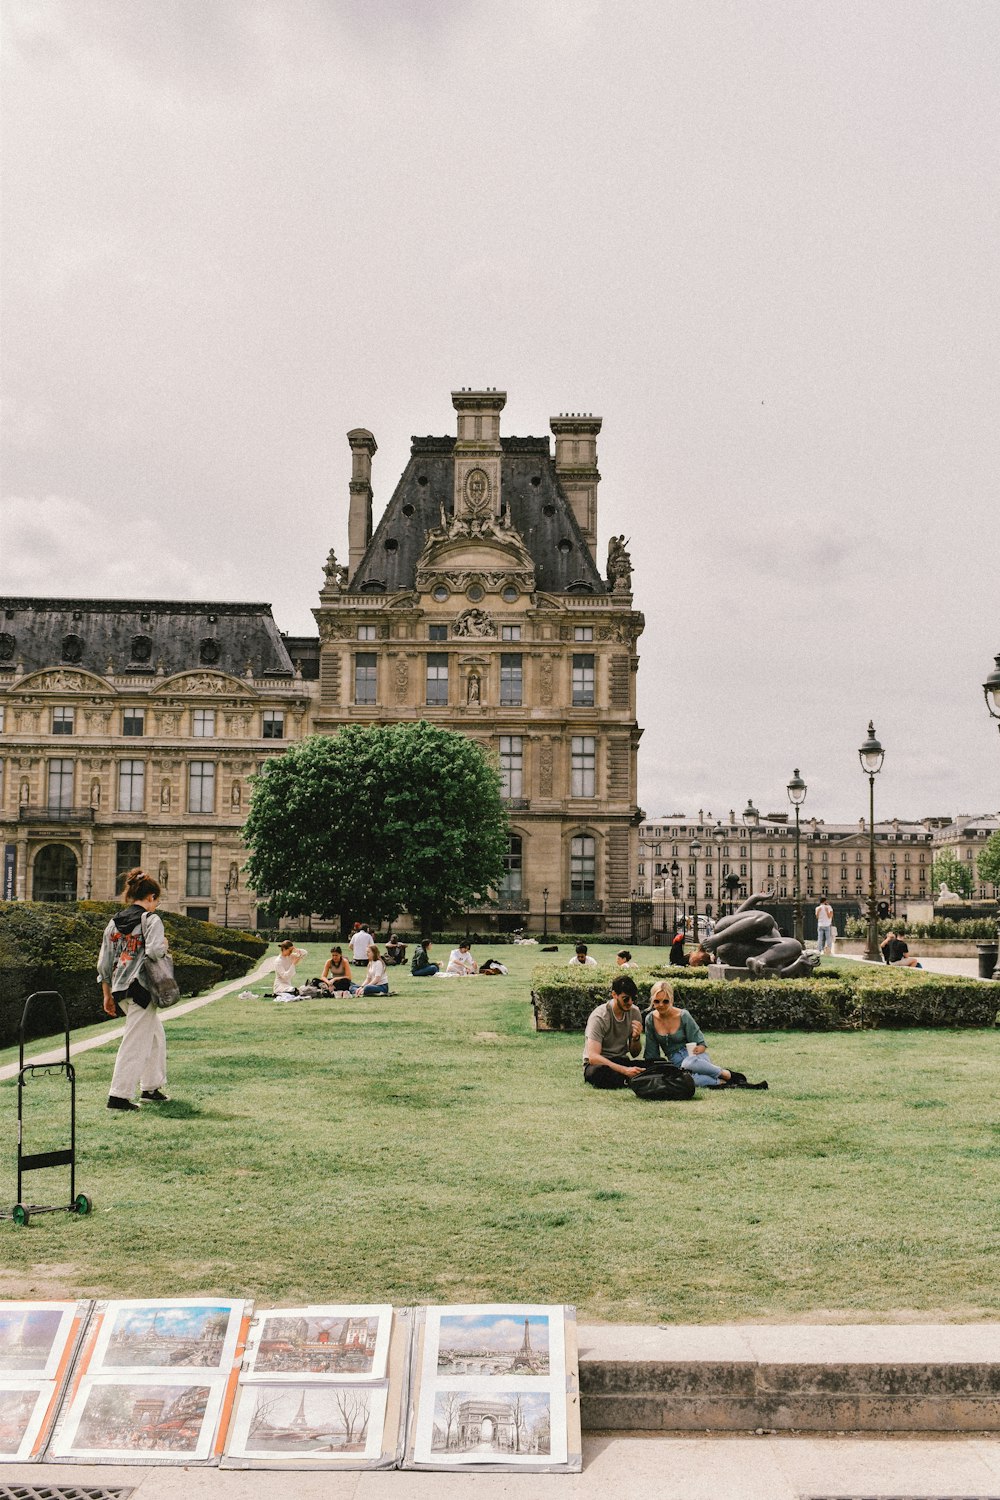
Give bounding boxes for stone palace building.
[1,389,645,931]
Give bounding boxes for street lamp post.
[858,722,885,962]
[689,838,702,943]
[670,859,680,933]
[223,879,232,928]
[981,654,1000,978]
[787,769,807,943]
[889,857,897,919]
[542,886,549,941]
[743,799,760,898]
[713,822,725,916]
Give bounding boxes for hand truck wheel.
[74,1193,93,1216]
[11,1203,31,1227]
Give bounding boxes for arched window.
[570,834,596,900]
[501,834,523,905]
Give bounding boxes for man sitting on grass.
[582,975,645,1089]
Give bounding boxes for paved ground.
[4,1435,999,1496]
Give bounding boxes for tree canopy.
[242,723,510,930]
[930,851,974,899]
[976,830,1000,892]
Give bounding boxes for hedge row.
[843,916,999,940]
[530,964,999,1032]
[0,901,267,1047]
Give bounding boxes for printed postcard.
[226,1379,389,1461]
[244,1305,392,1381]
[0,1381,55,1462]
[50,1372,227,1462]
[89,1298,246,1374]
[419,1385,559,1466]
[0,1301,79,1378]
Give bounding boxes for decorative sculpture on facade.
[322,547,349,593]
[607,534,633,594]
[453,608,496,639]
[702,891,821,978]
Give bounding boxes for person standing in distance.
[815,896,834,955]
[98,868,170,1111]
[350,922,374,964]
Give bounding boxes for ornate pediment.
[415,509,536,594]
[12,668,115,696]
[153,671,258,699]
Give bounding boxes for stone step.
[578,1323,1000,1434]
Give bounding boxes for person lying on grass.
[582,974,645,1089]
[644,981,767,1089]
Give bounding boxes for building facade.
[0,600,313,926]
[928,813,1000,899]
[313,389,645,930]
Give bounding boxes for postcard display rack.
[0,1298,579,1473]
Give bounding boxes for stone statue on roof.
[607,533,633,594]
[322,547,348,593]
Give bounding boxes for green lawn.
[1,943,997,1323]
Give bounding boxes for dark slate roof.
[0,598,296,679]
[349,435,608,595]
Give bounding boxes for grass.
[1,942,997,1324]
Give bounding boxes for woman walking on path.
[98,868,170,1112]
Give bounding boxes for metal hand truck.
[2,991,92,1227]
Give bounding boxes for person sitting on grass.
[616,949,638,968]
[880,931,922,968]
[384,934,406,966]
[582,975,645,1089]
[273,940,307,998]
[669,931,687,966]
[567,942,598,968]
[411,938,439,977]
[444,941,477,976]
[688,942,712,967]
[319,946,352,993]
[352,943,389,996]
[644,981,767,1089]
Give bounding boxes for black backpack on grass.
[627,1062,695,1102]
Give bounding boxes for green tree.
[930,851,974,899]
[242,723,509,931]
[976,829,1000,892]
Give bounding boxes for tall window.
[499,736,523,798]
[571,736,596,797]
[500,653,522,706]
[115,840,142,893]
[47,758,74,810]
[189,761,215,813]
[52,706,75,735]
[354,653,377,705]
[501,624,521,642]
[571,834,596,899]
[572,653,595,706]
[426,653,449,705]
[262,710,284,739]
[501,833,523,903]
[192,709,215,738]
[428,624,448,642]
[574,626,593,642]
[122,707,145,737]
[118,759,145,812]
[186,842,212,897]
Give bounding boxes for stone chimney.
[550,412,601,560]
[452,389,506,519]
[347,428,377,582]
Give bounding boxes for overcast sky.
[3,0,998,824]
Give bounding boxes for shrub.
[843,916,998,940]
[530,965,997,1033]
[0,901,263,1047]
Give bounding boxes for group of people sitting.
[272,931,509,997]
[582,974,768,1092]
[409,939,508,977]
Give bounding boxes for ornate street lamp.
[743,799,760,898]
[981,654,1000,979]
[223,879,233,928]
[858,722,885,961]
[689,838,702,943]
[983,653,1000,734]
[670,859,680,933]
[542,886,549,941]
[713,822,726,918]
[787,768,807,942]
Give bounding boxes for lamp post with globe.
[787,769,807,943]
[982,654,1000,978]
[858,723,885,962]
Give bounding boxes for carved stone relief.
[539,739,554,798]
[453,608,496,639]
[539,657,554,705]
[394,657,409,703]
[168,673,233,695]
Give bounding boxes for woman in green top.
[644,980,734,1088]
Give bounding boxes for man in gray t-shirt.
[583,975,644,1089]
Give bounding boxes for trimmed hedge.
[530,964,998,1032]
[0,902,267,1047]
[844,916,998,940]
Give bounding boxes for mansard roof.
[348,435,608,596]
[0,598,296,679]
